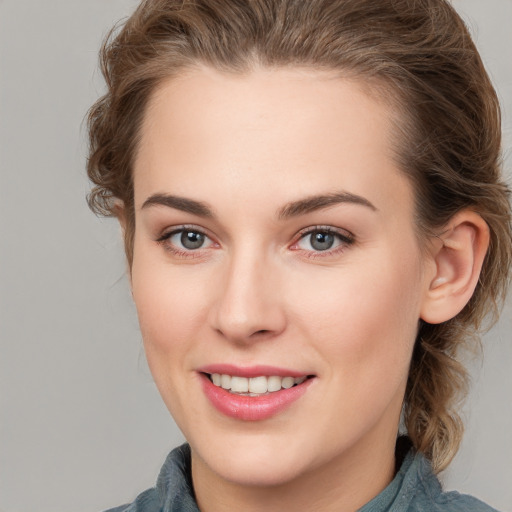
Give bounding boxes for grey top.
[105,443,499,512]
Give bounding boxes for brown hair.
[87,0,512,471]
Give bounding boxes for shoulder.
[405,454,499,512]
[360,440,500,512]
[103,487,161,512]
[419,490,500,512]
[102,444,197,512]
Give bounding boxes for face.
[130,66,433,488]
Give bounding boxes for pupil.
[311,232,334,251]
[181,231,204,249]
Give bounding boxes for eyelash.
[156,224,355,259]
[290,226,355,259]
[156,225,216,260]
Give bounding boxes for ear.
[420,210,490,324]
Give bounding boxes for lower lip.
[200,374,313,421]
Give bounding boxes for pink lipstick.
[197,365,314,421]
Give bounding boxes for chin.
[200,448,311,487]
[190,429,318,487]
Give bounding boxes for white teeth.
[220,374,231,389]
[209,373,308,394]
[230,376,249,393]
[249,376,268,394]
[281,376,295,389]
[267,376,282,392]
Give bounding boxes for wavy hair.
[87,0,512,471]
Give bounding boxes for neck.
[191,428,398,512]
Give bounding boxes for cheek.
[130,253,212,424]
[291,248,423,380]
[130,250,208,370]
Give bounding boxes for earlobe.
[420,210,490,324]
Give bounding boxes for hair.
[87,0,512,471]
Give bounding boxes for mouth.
[198,368,316,421]
[204,373,313,396]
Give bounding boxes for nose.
[208,248,287,344]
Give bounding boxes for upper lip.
[197,363,312,378]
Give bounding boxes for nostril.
[252,329,271,337]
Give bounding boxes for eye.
[293,228,354,253]
[301,231,337,251]
[172,229,207,250]
[157,226,216,253]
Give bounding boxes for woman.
[87,0,512,510]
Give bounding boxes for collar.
[155,440,438,512]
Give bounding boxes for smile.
[199,368,315,421]
[207,373,308,396]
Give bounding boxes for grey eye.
[160,227,216,255]
[309,231,335,251]
[179,230,206,249]
[296,229,352,253]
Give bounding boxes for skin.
[127,66,488,512]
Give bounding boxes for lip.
[199,371,314,421]
[197,363,309,378]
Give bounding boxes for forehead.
[133,65,412,216]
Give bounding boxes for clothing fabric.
[104,443,499,512]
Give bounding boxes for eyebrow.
[277,191,377,219]
[140,190,377,219]
[141,193,214,217]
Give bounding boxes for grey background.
[0,1,510,511]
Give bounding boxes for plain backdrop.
[0,1,511,511]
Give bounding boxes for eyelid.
[289,225,355,255]
[156,224,213,243]
[156,224,219,259]
[155,224,354,259]
[292,225,355,244]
